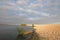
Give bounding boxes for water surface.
[0,24,33,40]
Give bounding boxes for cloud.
[41,13,50,16]
[53,22,60,24]
[16,0,25,5]
[0,6,59,24]
[0,0,60,24]
[7,2,16,6]
[27,17,41,21]
[29,3,43,9]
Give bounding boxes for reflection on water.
[16,35,24,40]
[0,25,17,40]
[0,24,40,40]
[16,35,28,40]
[0,24,33,40]
[16,34,32,40]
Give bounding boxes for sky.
[0,0,60,25]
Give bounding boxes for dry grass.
[34,24,60,40]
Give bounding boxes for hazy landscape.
[0,0,60,40]
[0,24,60,40]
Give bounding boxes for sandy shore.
[34,24,60,40]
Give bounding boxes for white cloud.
[16,7,39,14]
[7,2,16,6]
[28,18,34,20]
[18,13,26,16]
[29,4,42,8]
[37,0,42,2]
[16,0,26,5]
[26,9,38,13]
[41,13,50,16]
[28,3,43,9]
[18,8,25,11]
[0,3,16,10]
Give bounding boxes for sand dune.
[34,24,60,40]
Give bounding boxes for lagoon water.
[0,24,18,40]
[0,24,33,40]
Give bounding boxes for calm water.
[0,24,33,40]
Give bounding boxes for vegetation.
[32,24,35,28]
[32,32,40,40]
[17,24,42,40]
[20,24,27,27]
[17,28,25,35]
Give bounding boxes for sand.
[34,24,60,40]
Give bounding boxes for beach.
[34,24,60,40]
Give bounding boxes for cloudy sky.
[0,0,60,24]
